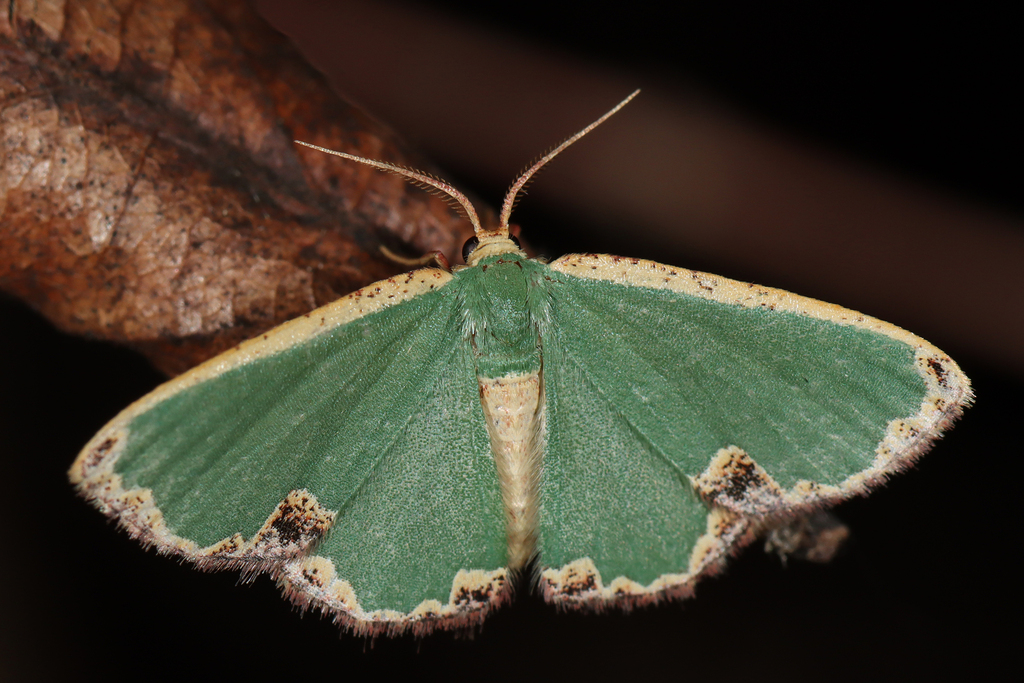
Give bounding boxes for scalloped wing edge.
[540,507,756,609]
[541,253,972,611]
[73,421,510,635]
[68,264,513,634]
[67,268,464,576]
[278,558,511,637]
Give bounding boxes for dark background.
[2,2,1018,680]
[430,3,1021,214]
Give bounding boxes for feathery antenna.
[295,90,639,243]
[498,89,640,232]
[294,141,484,235]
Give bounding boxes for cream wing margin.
[547,252,973,475]
[539,252,973,610]
[548,253,971,399]
[70,267,453,483]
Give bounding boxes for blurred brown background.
[2,1,1018,680]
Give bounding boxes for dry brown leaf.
[0,0,478,375]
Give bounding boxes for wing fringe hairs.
[71,91,971,636]
[71,256,970,635]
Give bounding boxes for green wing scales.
[71,268,509,635]
[71,251,971,631]
[538,254,971,605]
[70,87,974,635]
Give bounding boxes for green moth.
[70,91,972,637]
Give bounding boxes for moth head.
[461,232,524,266]
[294,89,639,266]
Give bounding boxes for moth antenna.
[499,89,640,231]
[295,141,484,235]
[507,146,558,216]
[401,170,474,216]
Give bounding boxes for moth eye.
[462,236,480,262]
[510,235,522,249]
